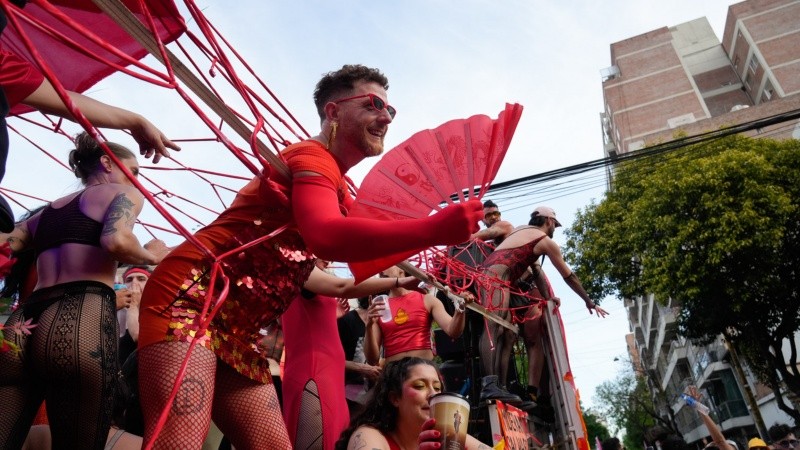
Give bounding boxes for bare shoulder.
[424,291,439,308]
[110,183,144,199]
[347,426,390,450]
[495,220,514,232]
[84,183,144,206]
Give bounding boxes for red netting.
[1,1,313,447]
[0,1,535,447]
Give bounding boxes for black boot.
[480,375,523,404]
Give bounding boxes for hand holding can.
[371,294,393,323]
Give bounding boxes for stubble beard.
[363,135,384,157]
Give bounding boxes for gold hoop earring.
[328,122,338,148]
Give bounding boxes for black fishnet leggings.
[0,282,119,450]
[138,341,291,450]
[294,379,323,450]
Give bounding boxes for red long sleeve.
[0,49,45,110]
[291,175,482,263]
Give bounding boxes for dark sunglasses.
[777,440,800,449]
[484,211,501,220]
[333,93,396,119]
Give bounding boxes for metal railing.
[716,399,749,422]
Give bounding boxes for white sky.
[4,0,737,409]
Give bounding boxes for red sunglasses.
[333,93,396,119]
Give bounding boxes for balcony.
[634,324,645,347]
[692,340,728,383]
[676,404,705,438]
[716,398,749,422]
[651,307,677,369]
[662,340,689,390]
[628,307,640,329]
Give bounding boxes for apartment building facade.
[625,294,796,447]
[600,0,800,159]
[603,0,800,445]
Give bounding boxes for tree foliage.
[565,136,800,421]
[582,403,611,447]
[594,369,667,450]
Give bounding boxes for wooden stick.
[397,261,518,333]
[92,0,291,180]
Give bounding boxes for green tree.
[595,368,673,450]
[565,136,800,421]
[582,403,611,447]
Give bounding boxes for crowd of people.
[0,51,503,448]
[3,5,793,450]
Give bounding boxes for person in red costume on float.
[136,64,484,449]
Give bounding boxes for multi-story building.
[604,0,800,446]
[600,0,800,160]
[625,293,796,447]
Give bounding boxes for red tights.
[138,341,290,450]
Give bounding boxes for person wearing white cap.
[478,205,608,406]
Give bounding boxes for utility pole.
[725,338,769,439]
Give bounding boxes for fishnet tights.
[294,379,323,450]
[139,341,216,450]
[138,341,291,450]
[213,360,290,450]
[0,284,118,450]
[479,280,515,384]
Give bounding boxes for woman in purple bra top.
[0,132,170,450]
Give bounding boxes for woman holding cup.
[364,266,471,366]
[335,357,490,450]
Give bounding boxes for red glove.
[429,199,484,245]
[293,177,484,263]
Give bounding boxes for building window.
[762,80,775,102]
[749,56,759,73]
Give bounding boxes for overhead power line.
[487,107,800,195]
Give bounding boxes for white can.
[372,294,393,323]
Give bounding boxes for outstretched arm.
[23,79,180,163]
[686,386,735,450]
[470,220,513,242]
[303,266,419,298]
[538,238,607,317]
[292,174,483,263]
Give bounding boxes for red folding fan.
[348,103,523,281]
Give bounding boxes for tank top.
[33,191,103,256]
[379,291,432,358]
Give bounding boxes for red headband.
[123,267,151,280]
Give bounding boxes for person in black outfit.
[338,295,381,416]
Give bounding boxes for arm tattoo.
[102,193,136,236]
